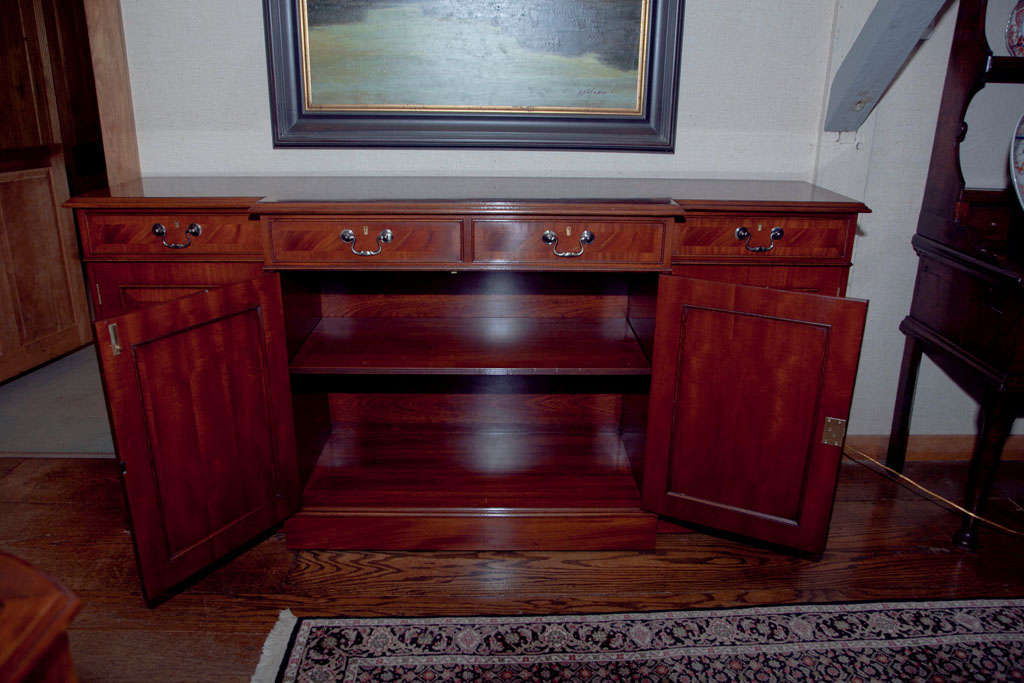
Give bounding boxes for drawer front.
[909,256,1024,375]
[81,213,261,258]
[267,219,462,265]
[473,219,667,267]
[674,214,853,261]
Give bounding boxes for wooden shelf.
[301,428,643,508]
[285,428,655,550]
[289,316,651,375]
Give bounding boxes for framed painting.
[263,0,684,150]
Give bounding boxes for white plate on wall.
[987,0,1019,56]
[1009,0,1024,56]
[1012,113,1024,209]
[962,84,1024,189]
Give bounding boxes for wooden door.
[642,275,867,554]
[95,274,298,603]
[0,147,91,382]
[86,261,266,319]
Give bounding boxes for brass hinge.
[108,323,122,356]
[822,417,847,447]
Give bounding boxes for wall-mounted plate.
[1012,113,1024,209]
[1007,1,1024,56]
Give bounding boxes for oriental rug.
[252,599,1024,682]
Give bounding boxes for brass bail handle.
[541,228,595,257]
[152,222,202,249]
[735,225,783,253]
[340,227,393,256]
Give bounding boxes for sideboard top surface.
[66,177,870,215]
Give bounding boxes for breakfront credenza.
[67,177,869,604]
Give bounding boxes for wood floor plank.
[0,458,1021,681]
[835,458,1024,502]
[0,458,24,479]
[68,630,265,683]
[0,457,121,505]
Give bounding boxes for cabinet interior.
[279,270,658,526]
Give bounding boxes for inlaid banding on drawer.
[674,215,853,260]
[82,213,262,257]
[266,219,463,265]
[472,219,667,267]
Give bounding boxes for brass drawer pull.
[541,229,594,257]
[340,228,393,256]
[735,226,783,253]
[152,222,201,249]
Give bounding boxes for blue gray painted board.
[825,0,951,132]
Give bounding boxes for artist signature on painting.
[577,88,611,96]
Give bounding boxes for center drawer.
[265,218,463,266]
[472,219,668,268]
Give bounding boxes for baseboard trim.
[846,435,1024,462]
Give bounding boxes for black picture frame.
[263,0,684,151]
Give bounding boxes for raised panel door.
[0,149,90,381]
[95,274,298,603]
[642,275,866,553]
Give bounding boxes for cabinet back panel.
[285,271,658,319]
[328,392,622,430]
[320,293,628,318]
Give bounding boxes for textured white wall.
[816,0,1019,435]
[120,0,835,178]
[119,0,1008,434]
[816,1,960,435]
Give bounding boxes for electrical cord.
[841,443,1024,539]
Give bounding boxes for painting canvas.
[264,0,683,149]
[301,0,649,115]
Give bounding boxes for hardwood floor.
[1,454,1022,682]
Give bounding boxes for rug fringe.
[251,609,297,683]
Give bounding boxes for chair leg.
[952,398,1013,549]
[886,335,923,473]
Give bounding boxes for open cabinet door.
[94,274,298,603]
[642,276,867,554]
[0,148,91,381]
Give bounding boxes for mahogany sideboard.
[67,177,869,604]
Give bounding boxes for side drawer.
[80,212,262,258]
[909,255,1024,375]
[266,218,462,266]
[473,219,668,268]
[674,214,854,261]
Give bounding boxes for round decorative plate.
[1008,1,1024,56]
[1013,113,1024,210]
